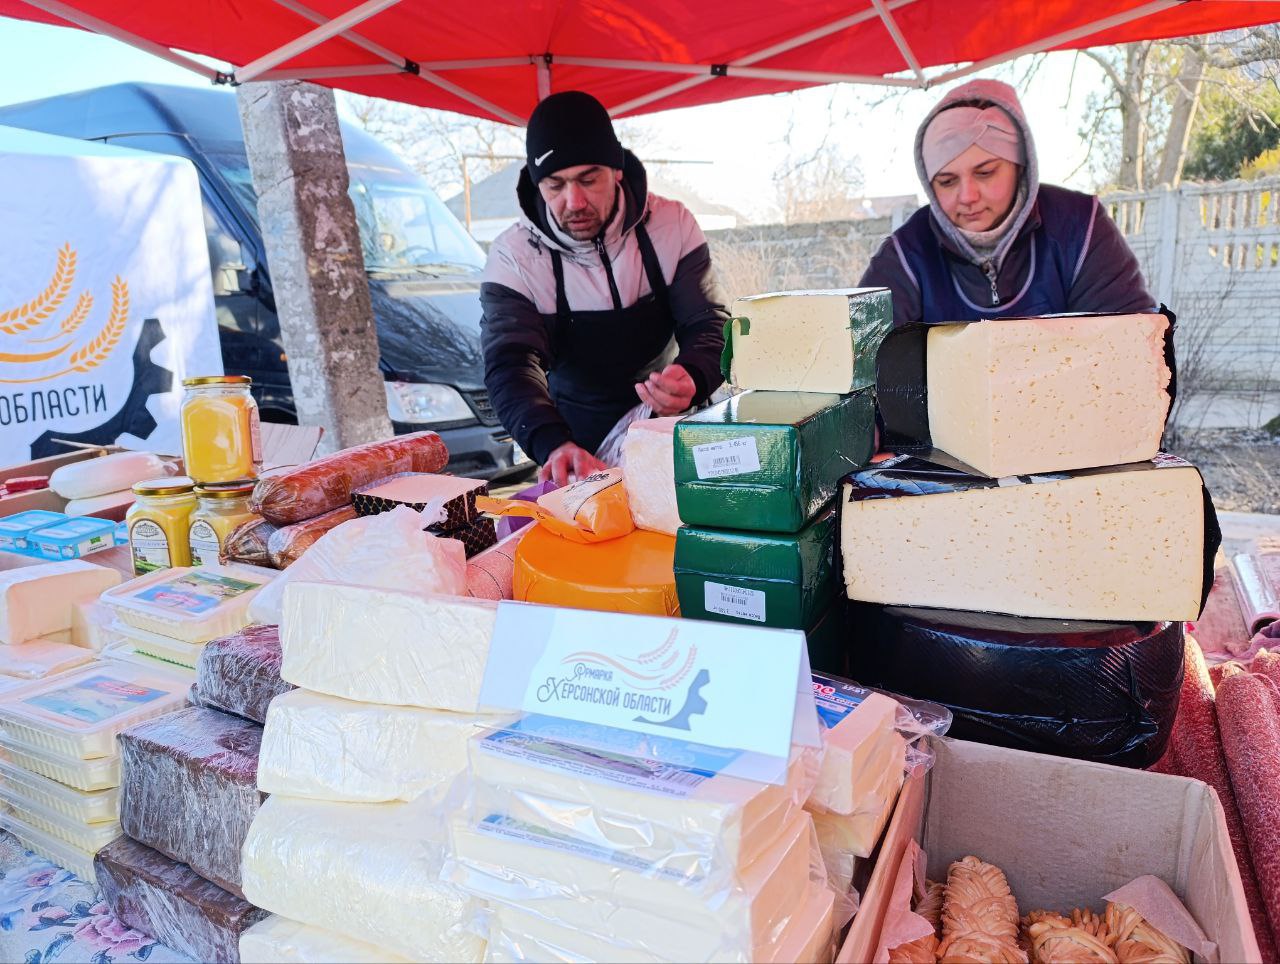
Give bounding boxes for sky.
[0,16,1113,223]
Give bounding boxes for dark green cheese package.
[674,502,837,629]
[674,390,875,533]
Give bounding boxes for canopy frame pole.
[608,0,920,115]
[235,0,407,83]
[258,63,403,80]
[264,0,525,123]
[553,55,917,87]
[929,0,1182,86]
[536,54,553,101]
[870,0,925,86]
[18,0,225,81]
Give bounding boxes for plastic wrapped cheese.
[0,560,122,644]
[194,624,293,725]
[241,794,487,963]
[621,417,680,535]
[240,915,413,963]
[96,834,269,964]
[118,706,264,896]
[50,451,171,500]
[477,468,635,544]
[808,691,906,817]
[258,688,508,803]
[281,582,496,711]
[100,565,272,644]
[0,639,94,678]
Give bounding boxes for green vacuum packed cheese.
[674,390,875,533]
[674,503,836,629]
[725,288,892,393]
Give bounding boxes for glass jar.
[189,481,259,567]
[126,478,197,575]
[181,375,262,484]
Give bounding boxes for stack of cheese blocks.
[670,289,891,659]
[0,561,194,882]
[237,580,510,962]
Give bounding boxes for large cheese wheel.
[847,603,1185,767]
[514,523,678,616]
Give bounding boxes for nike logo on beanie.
[535,149,555,165]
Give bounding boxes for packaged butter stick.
[475,468,634,544]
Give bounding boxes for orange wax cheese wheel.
[514,524,678,616]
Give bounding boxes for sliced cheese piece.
[729,288,892,394]
[0,639,94,679]
[809,758,905,865]
[240,915,413,963]
[927,313,1171,478]
[840,457,1207,621]
[621,417,680,536]
[258,688,508,803]
[809,691,906,816]
[448,809,813,962]
[242,794,486,963]
[468,719,811,876]
[0,561,122,645]
[514,525,678,616]
[280,583,496,711]
[70,600,115,652]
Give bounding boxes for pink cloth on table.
[1189,567,1252,661]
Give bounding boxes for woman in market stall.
[859,78,1155,324]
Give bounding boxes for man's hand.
[636,364,696,416]
[540,441,607,486]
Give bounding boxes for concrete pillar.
[237,80,392,453]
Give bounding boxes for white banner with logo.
[0,126,221,462]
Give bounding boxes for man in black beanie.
[480,90,729,485]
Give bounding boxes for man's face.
[930,145,1020,233]
[538,164,623,241]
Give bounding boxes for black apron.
[547,220,677,455]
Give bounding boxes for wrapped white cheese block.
[280,582,496,711]
[621,417,680,535]
[449,809,816,962]
[0,639,95,679]
[0,561,121,644]
[241,794,486,963]
[808,691,905,816]
[810,759,905,868]
[49,451,170,500]
[466,717,812,877]
[926,312,1171,478]
[240,915,412,963]
[258,688,508,803]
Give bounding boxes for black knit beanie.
[526,91,625,183]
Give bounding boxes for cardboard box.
[839,738,1259,963]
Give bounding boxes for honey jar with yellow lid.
[127,477,197,575]
[181,375,262,484]
[189,481,259,567]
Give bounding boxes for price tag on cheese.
[479,603,819,784]
[691,437,761,479]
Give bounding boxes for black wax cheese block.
[352,472,488,531]
[847,602,1185,767]
[435,515,498,558]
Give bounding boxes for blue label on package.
[26,675,168,725]
[811,671,872,730]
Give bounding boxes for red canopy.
[5,0,1279,123]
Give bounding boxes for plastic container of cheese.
[0,663,190,760]
[26,516,118,560]
[0,779,120,852]
[99,564,272,643]
[106,618,205,670]
[0,756,119,824]
[0,510,65,553]
[0,737,121,791]
[0,808,99,881]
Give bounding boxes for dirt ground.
[1170,428,1280,515]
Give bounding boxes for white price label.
[691,436,761,479]
[704,581,766,623]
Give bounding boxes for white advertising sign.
[0,127,222,461]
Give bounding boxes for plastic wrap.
[100,565,272,643]
[280,581,496,711]
[258,688,508,803]
[352,472,487,530]
[674,390,875,533]
[675,504,836,629]
[724,288,892,394]
[248,506,466,625]
[466,529,528,600]
[477,468,634,545]
[839,454,1220,622]
[1232,552,1280,637]
[250,431,449,526]
[118,706,264,896]
[223,516,279,567]
[65,489,136,517]
[240,915,413,963]
[0,560,122,644]
[194,624,293,725]
[95,834,269,964]
[620,417,680,536]
[514,524,678,616]
[49,451,172,500]
[241,794,487,963]
[0,639,94,678]
[848,604,1185,767]
[494,479,558,540]
[265,506,356,568]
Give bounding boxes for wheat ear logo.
[0,243,130,384]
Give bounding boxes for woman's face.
[931,145,1020,233]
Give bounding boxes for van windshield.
[211,151,485,274]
